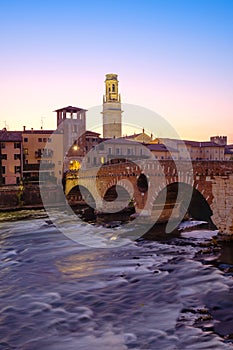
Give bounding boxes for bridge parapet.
[65,160,233,235]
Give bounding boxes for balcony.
[35,150,54,158]
[23,163,55,172]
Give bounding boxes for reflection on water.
[0,210,233,350]
[56,251,106,278]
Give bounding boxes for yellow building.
[124,129,153,143]
[22,128,63,183]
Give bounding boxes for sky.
[1,0,233,142]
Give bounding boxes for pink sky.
[1,1,233,143]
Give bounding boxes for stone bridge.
[65,160,233,235]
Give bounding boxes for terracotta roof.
[225,149,233,155]
[0,130,22,142]
[85,130,101,137]
[158,138,225,148]
[123,132,152,141]
[106,138,143,145]
[22,130,55,134]
[122,133,141,139]
[225,146,233,154]
[184,140,225,147]
[54,106,87,112]
[146,143,178,152]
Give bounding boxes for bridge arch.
[152,182,215,227]
[102,183,135,213]
[137,173,148,193]
[103,184,131,202]
[67,184,96,209]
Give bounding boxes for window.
[1,177,5,185]
[1,142,5,149]
[24,148,28,155]
[93,157,97,165]
[38,138,42,142]
[2,166,5,174]
[14,142,21,149]
[14,154,21,160]
[112,84,115,92]
[116,148,120,155]
[48,138,52,142]
[24,138,28,142]
[127,148,131,155]
[35,149,42,158]
[43,138,47,142]
[14,166,21,174]
[73,125,77,133]
[2,154,7,160]
[108,148,112,155]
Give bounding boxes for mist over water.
[0,210,233,349]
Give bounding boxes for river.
[0,209,233,349]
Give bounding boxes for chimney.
[31,128,33,133]
[23,126,26,131]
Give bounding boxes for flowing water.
[0,209,233,350]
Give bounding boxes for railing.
[35,150,54,158]
[23,163,55,171]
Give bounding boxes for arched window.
[112,84,115,92]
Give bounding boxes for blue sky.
[1,0,233,141]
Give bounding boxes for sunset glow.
[1,0,233,142]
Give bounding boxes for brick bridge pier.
[65,160,233,235]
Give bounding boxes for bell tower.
[102,73,122,138]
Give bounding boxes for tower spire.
[102,73,123,138]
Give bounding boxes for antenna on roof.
[3,121,9,130]
[41,117,46,130]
